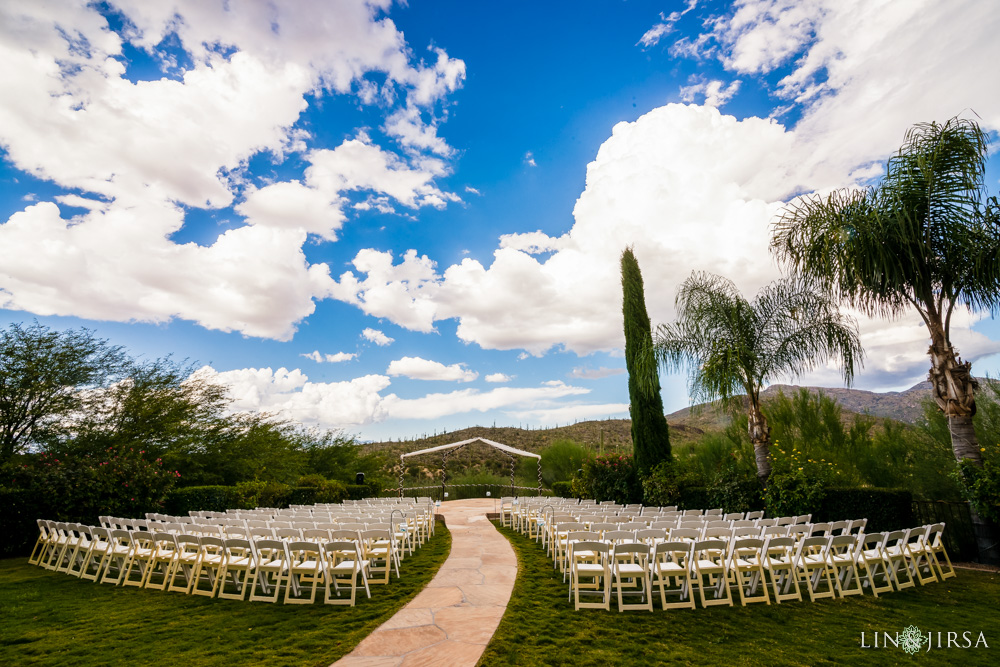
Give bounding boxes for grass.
[0,524,451,666]
[479,523,999,666]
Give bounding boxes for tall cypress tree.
[621,247,671,473]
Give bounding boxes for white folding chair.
[691,539,733,607]
[212,537,251,600]
[120,531,155,588]
[882,530,915,591]
[323,541,371,606]
[794,536,835,601]
[728,538,770,605]
[651,541,695,610]
[611,542,653,612]
[761,536,801,603]
[249,539,290,603]
[854,532,894,597]
[569,541,611,611]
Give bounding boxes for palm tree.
[770,116,1000,467]
[650,272,863,484]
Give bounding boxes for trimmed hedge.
[814,487,913,532]
[551,481,572,498]
[0,487,44,558]
[161,481,382,516]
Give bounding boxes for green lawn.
[479,523,998,666]
[0,524,451,666]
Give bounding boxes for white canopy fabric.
[399,437,540,460]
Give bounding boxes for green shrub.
[0,487,43,557]
[538,440,589,486]
[233,479,291,509]
[708,459,764,514]
[953,442,1000,522]
[814,487,914,531]
[582,453,641,504]
[641,460,703,507]
[163,485,238,515]
[676,486,711,510]
[551,481,573,497]
[8,447,178,522]
[764,443,834,517]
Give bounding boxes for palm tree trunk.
[928,336,981,462]
[928,333,998,564]
[747,400,771,484]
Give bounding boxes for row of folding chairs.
[562,523,955,611]
[536,513,826,555]
[27,522,396,605]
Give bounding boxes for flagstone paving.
[333,498,517,667]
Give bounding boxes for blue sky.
[1,0,999,441]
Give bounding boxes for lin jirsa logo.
[899,626,929,656]
[861,624,990,654]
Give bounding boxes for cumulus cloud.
[679,78,742,108]
[0,1,464,338]
[195,365,593,429]
[0,200,333,339]
[195,365,392,427]
[485,373,513,383]
[509,403,630,424]
[569,367,627,380]
[301,350,356,363]
[383,382,590,420]
[361,328,395,346]
[387,356,478,382]
[330,0,1000,391]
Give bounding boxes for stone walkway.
[333,498,516,667]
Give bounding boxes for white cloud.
[383,382,590,420]
[509,403,630,424]
[301,350,356,364]
[0,1,465,338]
[525,152,537,167]
[485,373,513,383]
[331,0,1000,392]
[195,366,593,429]
[498,231,569,255]
[387,356,478,382]
[306,135,459,210]
[195,365,392,427]
[361,328,395,346]
[679,78,742,108]
[0,200,333,340]
[637,2,700,49]
[331,250,441,332]
[384,105,454,157]
[237,180,346,241]
[464,186,482,196]
[570,367,627,380]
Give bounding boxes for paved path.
[334,498,516,667]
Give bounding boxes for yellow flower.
[798,467,803,471]
[982,447,987,452]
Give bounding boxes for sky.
[1,0,1000,442]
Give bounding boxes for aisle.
[333,498,516,667]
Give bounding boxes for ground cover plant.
[0,524,451,666]
[479,524,999,666]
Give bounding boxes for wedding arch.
[398,437,543,497]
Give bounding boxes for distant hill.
[362,381,941,462]
[667,381,935,427]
